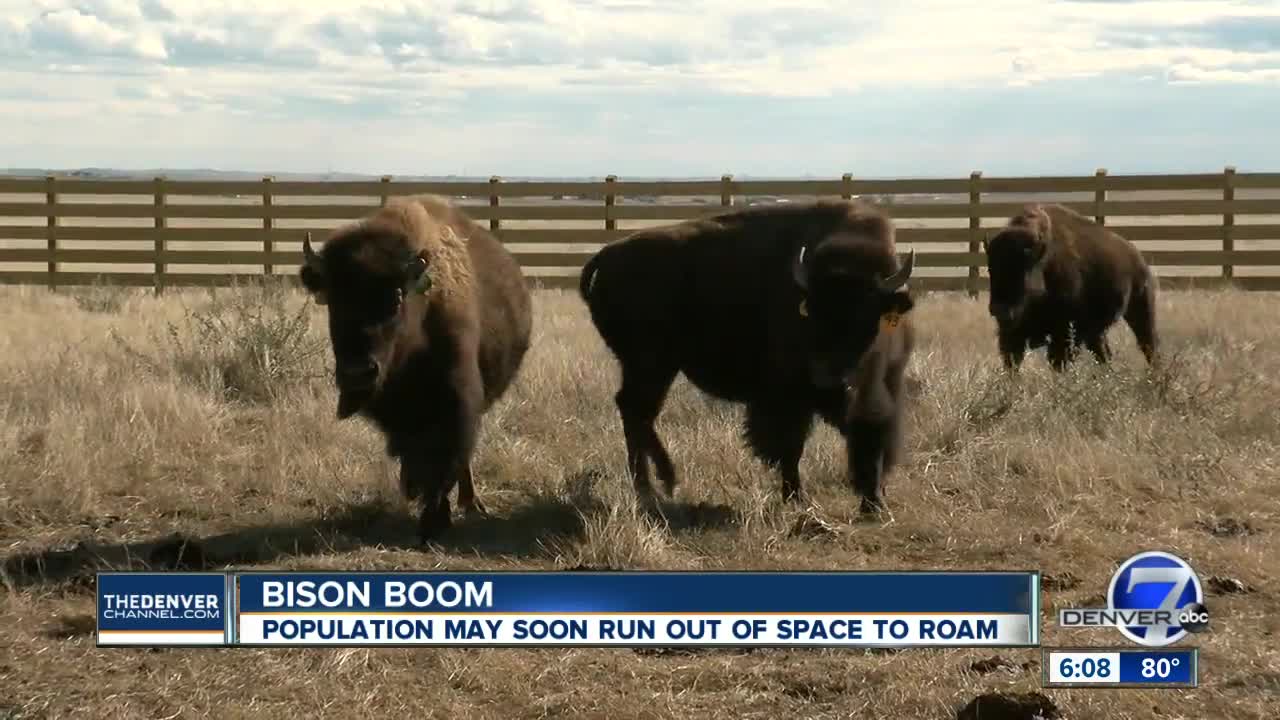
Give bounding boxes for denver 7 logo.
[1108,552,1205,647]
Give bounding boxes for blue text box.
[235,571,1038,614]
[1119,650,1197,685]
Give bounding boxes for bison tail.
[578,248,604,303]
[1125,265,1160,365]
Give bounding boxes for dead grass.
[0,284,1277,719]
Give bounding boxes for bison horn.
[878,249,915,292]
[792,245,809,290]
[300,232,328,304]
[303,232,320,267]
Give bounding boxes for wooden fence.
[1,167,1279,293]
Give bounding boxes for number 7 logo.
[1127,566,1195,614]
[1108,551,1204,647]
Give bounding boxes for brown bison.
[578,200,916,514]
[299,195,533,542]
[983,203,1158,371]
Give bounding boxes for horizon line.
[0,166,1256,181]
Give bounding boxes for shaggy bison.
[299,195,532,542]
[982,203,1158,371]
[578,200,916,514]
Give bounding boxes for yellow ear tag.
[881,311,900,332]
[799,299,808,317]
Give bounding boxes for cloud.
[0,0,1277,175]
[27,7,166,59]
[1166,61,1280,83]
[4,1,1280,91]
[1101,15,1280,52]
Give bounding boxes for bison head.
[982,207,1050,326]
[793,239,915,389]
[299,230,432,419]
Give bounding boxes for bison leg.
[1123,282,1159,365]
[456,464,488,518]
[401,450,456,543]
[614,364,679,502]
[997,329,1026,371]
[743,402,814,502]
[1083,333,1113,364]
[1046,327,1077,372]
[419,485,453,543]
[418,353,486,543]
[847,418,896,514]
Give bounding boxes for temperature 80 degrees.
[1142,656,1182,679]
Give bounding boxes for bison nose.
[338,358,378,386]
[809,359,844,389]
[989,303,1014,322]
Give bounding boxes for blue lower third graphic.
[233,571,1040,647]
[1044,647,1198,688]
[97,572,230,646]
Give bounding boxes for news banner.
[96,550,1207,689]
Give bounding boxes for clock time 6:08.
[1058,656,1113,679]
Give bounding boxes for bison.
[578,199,916,514]
[298,195,533,542]
[982,203,1158,371]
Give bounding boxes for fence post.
[720,174,732,208]
[1094,168,1107,226]
[841,173,853,200]
[154,176,167,295]
[604,175,617,231]
[1223,165,1236,281]
[262,176,274,277]
[489,176,501,233]
[968,170,982,298]
[45,175,57,290]
[380,175,392,207]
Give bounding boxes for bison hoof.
[463,497,490,518]
[660,477,677,499]
[634,489,661,513]
[859,497,886,515]
[782,488,807,504]
[418,502,453,544]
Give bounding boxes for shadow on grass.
[645,498,742,532]
[1,486,742,592]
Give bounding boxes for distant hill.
[0,167,854,182]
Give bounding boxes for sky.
[0,0,1277,177]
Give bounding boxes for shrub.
[112,279,328,404]
[64,281,136,314]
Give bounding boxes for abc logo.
[1108,551,1206,647]
[1178,602,1210,633]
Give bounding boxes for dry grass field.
[0,281,1277,719]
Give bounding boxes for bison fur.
[578,200,916,514]
[983,203,1158,371]
[299,195,532,542]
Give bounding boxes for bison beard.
[578,200,916,514]
[299,196,533,543]
[983,203,1159,371]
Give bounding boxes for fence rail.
[1,167,1278,294]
